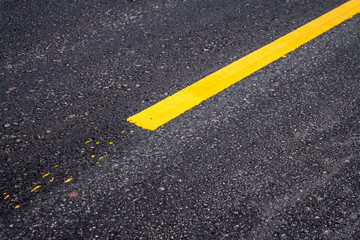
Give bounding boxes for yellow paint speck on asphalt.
[42,173,50,178]
[15,205,20,209]
[31,185,41,192]
[127,0,360,130]
[64,178,73,183]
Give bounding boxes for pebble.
[4,123,11,128]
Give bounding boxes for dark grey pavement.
[1,0,359,239]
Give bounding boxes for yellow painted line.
[127,0,360,130]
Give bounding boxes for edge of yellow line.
[128,0,360,131]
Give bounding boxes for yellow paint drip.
[85,140,92,144]
[4,195,10,200]
[15,205,20,209]
[96,142,100,144]
[127,0,360,130]
[50,177,54,182]
[31,185,41,192]
[109,142,113,145]
[42,173,50,178]
[64,178,73,183]
[91,155,95,158]
[55,165,59,168]
[99,156,104,160]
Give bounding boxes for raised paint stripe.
[127,0,360,130]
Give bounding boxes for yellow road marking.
[127,0,360,130]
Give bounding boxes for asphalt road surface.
[1,0,359,239]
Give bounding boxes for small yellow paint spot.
[31,185,41,192]
[4,195,10,200]
[91,146,95,149]
[99,156,104,160]
[121,131,125,134]
[91,155,95,158]
[62,156,65,158]
[81,148,85,150]
[96,142,100,144]
[15,205,20,209]
[109,142,113,145]
[99,150,101,152]
[96,162,99,164]
[85,140,92,144]
[55,165,59,168]
[50,177,54,182]
[64,178,73,183]
[3,192,7,195]
[81,151,85,153]
[42,173,50,178]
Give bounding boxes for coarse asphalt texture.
[1,0,359,239]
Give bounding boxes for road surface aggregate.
[1,0,359,239]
